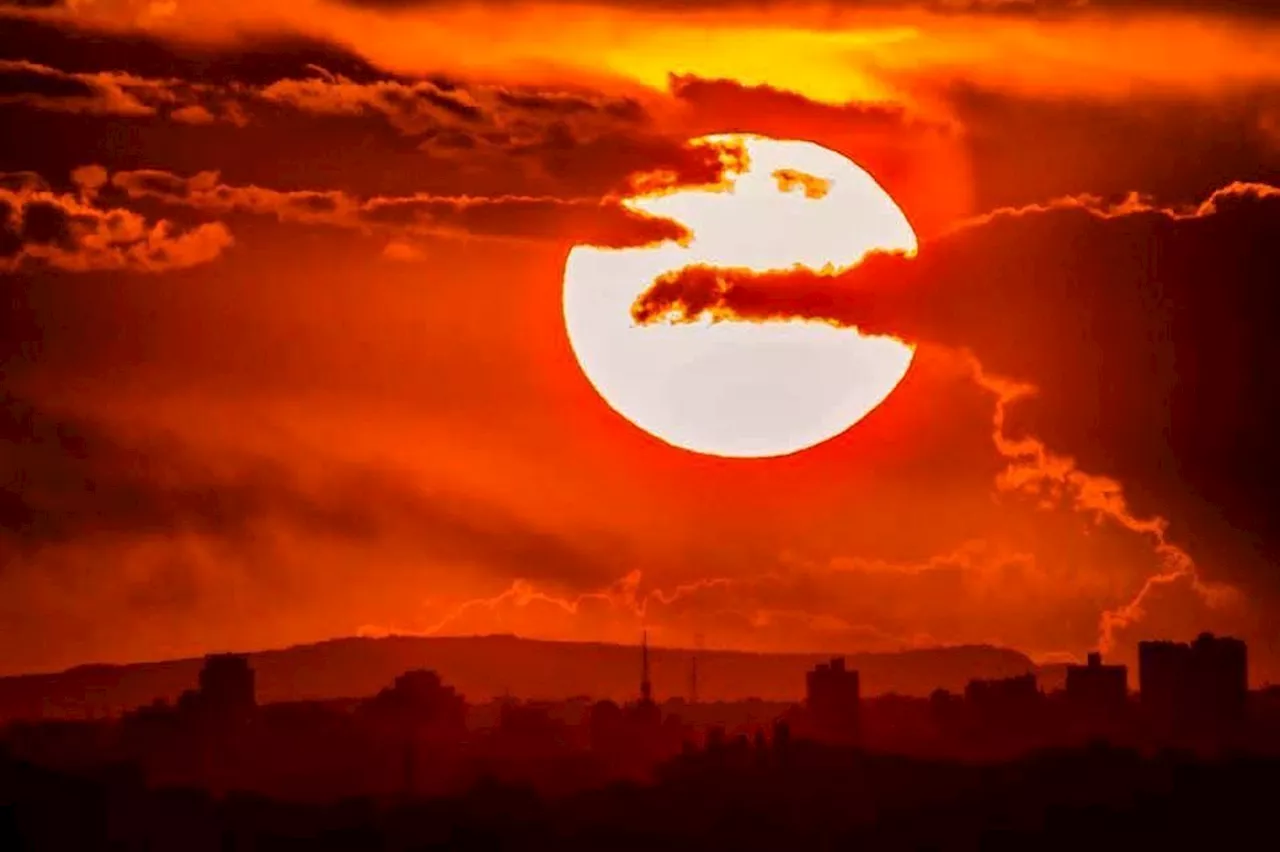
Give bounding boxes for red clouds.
[108,168,693,249]
[3,1,1280,679]
[0,177,232,272]
[630,184,1280,652]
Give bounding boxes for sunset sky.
[2,0,1279,683]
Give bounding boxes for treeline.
[2,742,1275,851]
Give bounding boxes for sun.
[563,134,918,458]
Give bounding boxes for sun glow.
[563,134,918,458]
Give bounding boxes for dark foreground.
[3,742,1275,852]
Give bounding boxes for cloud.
[12,0,1280,118]
[0,13,398,86]
[417,568,925,655]
[965,357,1242,653]
[631,183,1280,373]
[364,193,691,246]
[256,72,643,138]
[0,391,609,589]
[323,0,1280,19]
[405,533,1120,659]
[927,83,1280,213]
[253,70,715,194]
[0,59,154,116]
[0,176,232,272]
[2,0,1275,676]
[0,388,632,671]
[0,26,732,197]
[663,73,975,233]
[0,171,49,192]
[381,238,426,261]
[419,565,913,654]
[0,58,249,123]
[632,183,1280,648]
[108,165,705,248]
[0,67,738,210]
[668,74,939,135]
[5,16,1277,226]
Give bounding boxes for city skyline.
[0,627,1260,721]
[5,2,1280,847]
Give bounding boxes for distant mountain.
[0,634,1039,723]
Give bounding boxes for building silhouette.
[359,669,467,737]
[805,657,860,743]
[964,673,1039,712]
[1065,652,1128,736]
[1139,633,1248,742]
[580,633,687,774]
[928,687,965,743]
[963,673,1044,750]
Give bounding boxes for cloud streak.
[0,173,232,272]
[0,48,735,196]
[107,165,704,248]
[632,183,1280,371]
[408,534,1096,660]
[0,392,610,589]
[966,357,1239,653]
[632,184,1278,649]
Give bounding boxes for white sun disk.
[563,135,918,458]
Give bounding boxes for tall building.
[1139,633,1247,740]
[1191,632,1249,723]
[1065,651,1128,727]
[1138,640,1190,718]
[805,657,861,743]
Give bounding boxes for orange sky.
[2,0,1279,684]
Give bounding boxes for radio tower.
[640,630,653,705]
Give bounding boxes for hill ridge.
[0,634,1038,723]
